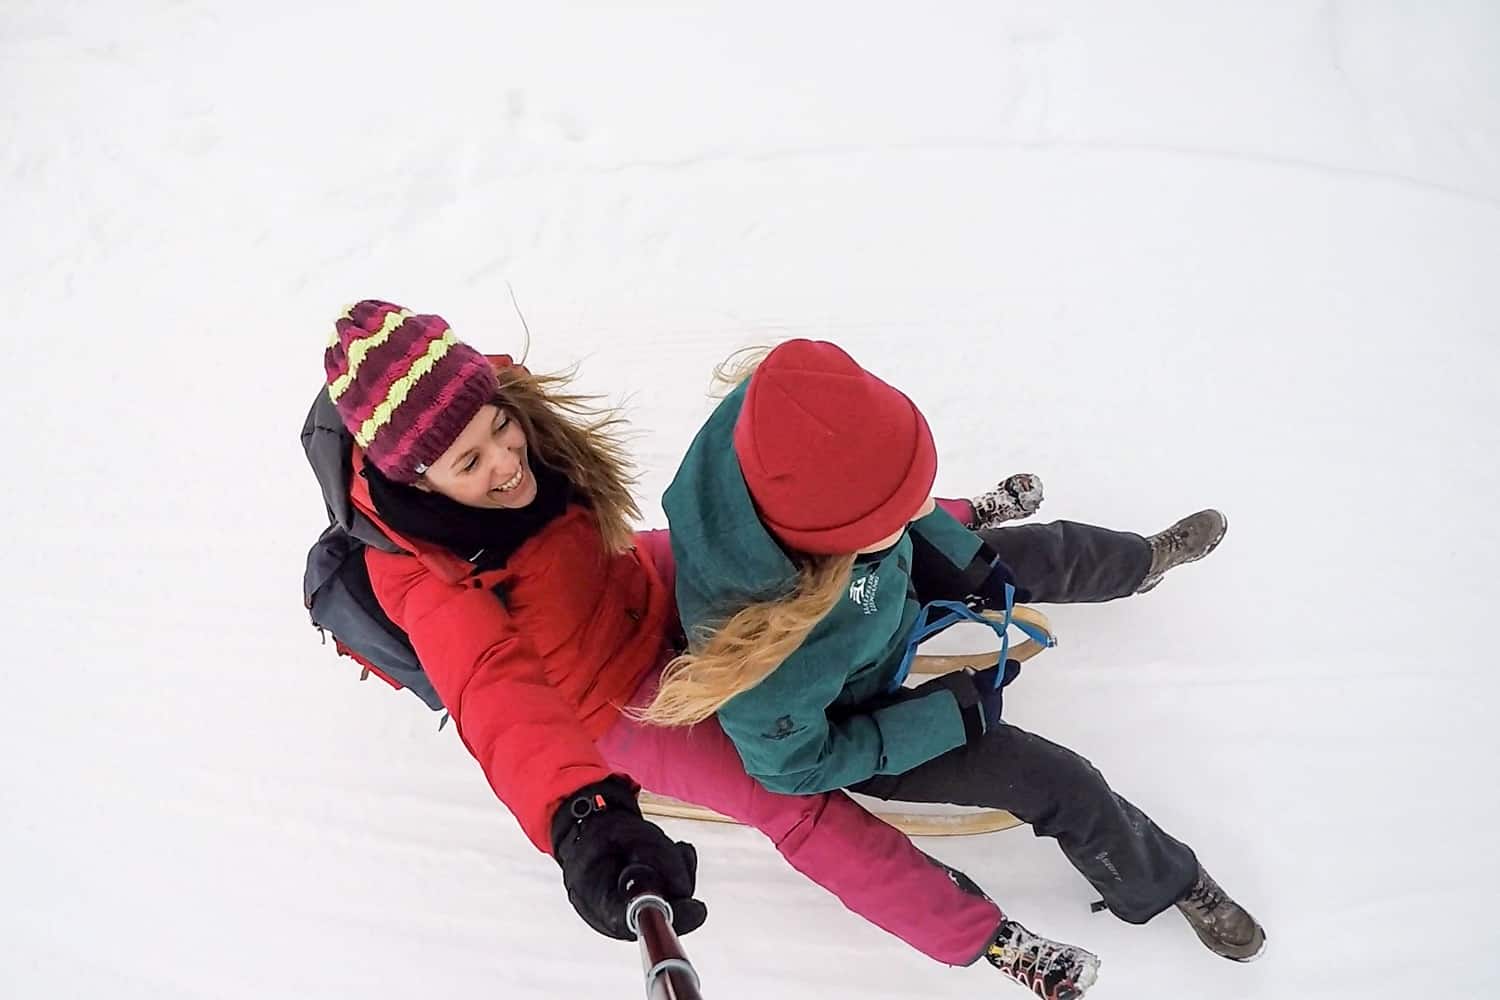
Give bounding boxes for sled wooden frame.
[641,607,1054,837]
[907,605,1055,675]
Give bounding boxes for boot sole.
[1188,921,1267,963]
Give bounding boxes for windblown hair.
[638,342,855,727]
[709,345,770,395]
[493,364,640,553]
[640,552,857,726]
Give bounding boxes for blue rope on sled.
[888,583,1054,693]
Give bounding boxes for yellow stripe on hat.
[328,303,358,346]
[327,308,415,402]
[326,302,368,346]
[353,329,458,448]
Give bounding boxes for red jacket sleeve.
[365,548,615,854]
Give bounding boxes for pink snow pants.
[598,517,1000,967]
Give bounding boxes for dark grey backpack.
[301,391,444,712]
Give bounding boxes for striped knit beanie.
[324,300,500,484]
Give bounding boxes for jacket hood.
[662,382,801,616]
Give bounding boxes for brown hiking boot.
[1136,509,1228,593]
[1176,867,1267,962]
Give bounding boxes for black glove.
[968,557,1028,611]
[909,671,992,744]
[968,658,1022,729]
[551,776,708,941]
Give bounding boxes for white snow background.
[3,2,1498,998]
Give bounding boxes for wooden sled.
[640,607,1055,837]
[640,792,1023,836]
[908,606,1055,675]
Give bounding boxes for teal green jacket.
[663,382,988,795]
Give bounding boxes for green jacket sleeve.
[715,620,972,795]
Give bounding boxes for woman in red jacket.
[319,300,1015,971]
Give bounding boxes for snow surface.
[4,2,1498,998]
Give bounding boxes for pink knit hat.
[324,300,500,483]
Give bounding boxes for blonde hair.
[710,345,770,395]
[637,341,856,727]
[640,552,857,726]
[493,364,640,553]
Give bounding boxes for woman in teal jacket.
[645,339,1266,999]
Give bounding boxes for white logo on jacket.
[848,573,880,615]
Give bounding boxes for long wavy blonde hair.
[639,345,857,727]
[492,364,640,553]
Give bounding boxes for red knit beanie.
[732,340,938,555]
[324,300,500,483]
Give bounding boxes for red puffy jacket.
[349,451,671,853]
